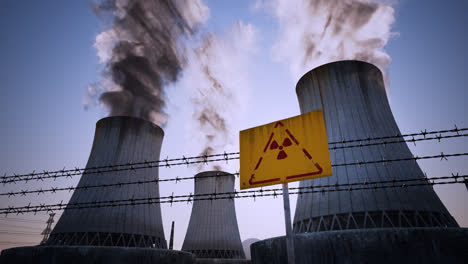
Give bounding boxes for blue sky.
[0,0,466,251]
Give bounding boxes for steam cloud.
[88,0,256,172]
[85,0,395,171]
[181,22,257,171]
[261,0,396,82]
[88,0,209,126]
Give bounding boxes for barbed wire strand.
[328,125,466,145]
[1,174,466,216]
[330,133,467,150]
[1,152,467,196]
[1,127,466,184]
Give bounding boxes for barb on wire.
[182,156,189,167]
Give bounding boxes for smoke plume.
[261,0,396,82]
[181,21,257,171]
[88,0,209,126]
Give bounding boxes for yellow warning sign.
[239,110,332,189]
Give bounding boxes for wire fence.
[1,127,466,185]
[1,173,466,216]
[0,151,467,197]
[0,125,466,217]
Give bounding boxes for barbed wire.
[0,171,236,197]
[1,127,465,185]
[1,173,466,216]
[1,151,467,196]
[0,155,239,185]
[328,125,466,145]
[330,133,467,150]
[332,152,468,167]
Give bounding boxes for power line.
[1,127,465,185]
[1,151,467,197]
[0,173,465,216]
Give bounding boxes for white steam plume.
[261,0,396,83]
[181,21,258,171]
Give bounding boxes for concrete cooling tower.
[250,61,468,264]
[182,171,246,261]
[293,60,457,232]
[1,116,198,263]
[47,116,167,248]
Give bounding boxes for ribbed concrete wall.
[0,246,196,264]
[293,61,457,233]
[47,116,166,248]
[250,228,468,264]
[182,171,245,259]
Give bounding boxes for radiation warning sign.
[239,110,332,189]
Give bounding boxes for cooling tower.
[47,116,167,248]
[293,60,458,232]
[182,171,246,260]
[250,61,468,264]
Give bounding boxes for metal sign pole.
[283,183,296,264]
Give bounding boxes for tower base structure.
[0,246,195,264]
[182,171,246,263]
[195,258,251,264]
[250,228,468,264]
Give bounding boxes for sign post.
[239,110,333,264]
[282,183,295,264]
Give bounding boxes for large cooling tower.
[182,171,246,260]
[293,60,458,232]
[47,116,167,248]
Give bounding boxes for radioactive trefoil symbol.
[270,137,293,160]
[248,121,323,186]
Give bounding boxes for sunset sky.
[0,0,466,251]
